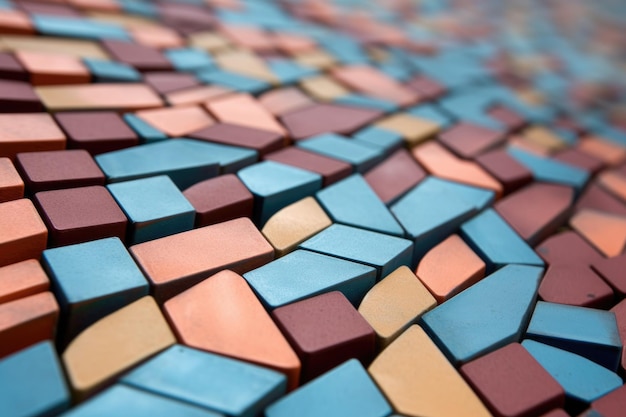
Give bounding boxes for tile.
[554,149,604,175]
[258,87,314,117]
[0,157,23,202]
[243,249,376,309]
[237,161,321,225]
[578,136,626,167]
[130,26,184,49]
[165,85,232,107]
[0,112,66,159]
[407,103,454,128]
[438,122,505,158]
[34,186,127,247]
[15,50,90,86]
[539,265,614,309]
[262,197,331,257]
[592,253,626,296]
[62,296,176,397]
[196,68,270,94]
[264,147,352,187]
[597,170,626,203]
[416,234,486,303]
[143,72,200,95]
[0,291,58,358]
[576,183,626,217]
[460,209,545,272]
[206,93,285,137]
[266,359,391,417]
[268,59,318,85]
[420,264,542,364]
[487,104,526,131]
[31,15,129,41]
[300,224,412,279]
[368,325,491,417]
[189,123,284,156]
[0,9,34,35]
[0,341,70,417]
[130,218,273,301]
[475,148,534,194]
[375,113,440,146]
[55,111,138,155]
[406,75,446,100]
[589,384,626,417]
[183,174,253,227]
[214,50,278,84]
[42,237,148,342]
[0,35,108,60]
[358,266,436,348]
[298,133,383,173]
[0,259,48,304]
[165,47,214,72]
[526,301,622,371]
[0,198,47,267]
[316,174,404,236]
[293,49,336,70]
[299,75,349,101]
[460,343,564,417]
[364,149,426,205]
[83,57,141,82]
[122,345,286,417]
[0,52,28,81]
[101,39,172,71]
[353,126,404,156]
[135,106,214,137]
[570,209,626,257]
[163,270,300,389]
[611,299,626,372]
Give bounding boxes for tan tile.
[35,83,163,111]
[136,106,215,137]
[206,93,286,136]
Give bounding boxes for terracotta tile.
[215,49,278,84]
[129,25,184,49]
[438,122,505,158]
[0,79,44,113]
[143,72,200,95]
[35,84,163,112]
[593,253,626,296]
[590,384,626,417]
[101,39,172,72]
[553,148,605,174]
[219,25,274,53]
[165,85,232,107]
[0,158,24,202]
[376,113,440,146]
[570,209,626,257]
[405,75,446,100]
[331,65,419,106]
[130,218,274,301]
[189,122,284,155]
[364,149,426,204]
[578,136,626,166]
[299,75,350,101]
[15,50,90,86]
[535,231,604,267]
[0,113,65,160]
[475,148,533,194]
[206,93,285,136]
[258,87,314,117]
[538,264,613,309]
[412,141,503,197]
[164,270,300,389]
[597,170,626,203]
[0,291,58,359]
[0,259,49,305]
[0,198,48,267]
[0,10,34,35]
[264,147,352,186]
[136,106,214,137]
[575,183,626,217]
[55,111,138,154]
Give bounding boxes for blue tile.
[123,114,168,142]
[407,103,454,128]
[265,359,391,417]
[83,58,141,82]
[522,340,622,404]
[352,126,403,155]
[243,250,376,309]
[165,48,214,72]
[42,237,148,340]
[107,176,195,244]
[119,0,157,17]
[526,301,622,371]
[238,161,322,225]
[420,264,543,364]
[316,174,405,237]
[95,139,222,189]
[122,345,286,417]
[32,15,129,41]
[62,385,224,417]
[300,224,413,280]
[196,69,270,94]
[507,147,589,192]
[0,342,70,417]
[182,140,257,174]
[268,59,318,84]
[460,209,544,272]
[334,94,398,113]
[297,133,384,173]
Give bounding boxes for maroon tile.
[460,343,565,417]
[575,183,626,217]
[439,122,505,159]
[17,1,81,17]
[263,147,352,186]
[16,149,105,193]
[157,2,215,34]
[475,148,533,194]
[54,111,138,155]
[0,79,43,112]
[280,103,382,140]
[182,174,254,227]
[189,123,285,156]
[538,265,614,309]
[590,384,626,417]
[101,39,172,72]
[554,148,604,175]
[610,299,626,372]
[538,410,569,417]
[0,52,28,81]
[495,183,574,245]
[592,253,626,296]
[271,291,375,382]
[405,75,446,100]
[487,105,526,131]
[535,231,604,266]
[364,148,426,204]
[143,72,199,95]
[34,185,127,247]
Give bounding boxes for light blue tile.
[334,94,398,113]
[265,360,391,417]
[522,340,622,404]
[0,342,70,417]
[32,15,129,41]
[268,59,318,85]
[297,133,384,173]
[316,174,405,237]
[122,345,286,417]
[352,126,403,155]
[119,0,157,17]
[196,69,270,94]
[526,301,622,371]
[123,114,168,142]
[300,224,413,280]
[107,176,195,244]
[420,264,543,364]
[407,103,454,128]
[83,58,141,82]
[166,48,214,72]
[243,250,376,309]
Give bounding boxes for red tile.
[536,231,604,266]
[592,253,626,296]
[264,147,352,186]
[475,148,533,194]
[405,75,446,100]
[364,148,426,204]
[439,122,505,158]
[0,79,44,113]
[144,72,200,95]
[538,265,614,309]
[576,183,626,217]
[189,123,285,156]
[553,148,604,174]
[101,39,172,72]
[590,384,626,417]
[487,105,526,131]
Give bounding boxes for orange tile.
[0,259,49,305]
[130,218,274,301]
[129,26,184,49]
[0,10,34,35]
[135,106,215,137]
[0,113,66,160]
[570,209,626,257]
[598,170,626,203]
[412,141,503,197]
[219,24,274,52]
[68,0,121,12]
[258,87,314,117]
[0,291,58,358]
[0,199,48,267]
[0,157,24,202]
[578,136,626,166]
[164,270,300,389]
[331,65,420,106]
[416,235,486,303]
[35,84,164,111]
[165,85,232,107]
[206,93,286,136]
[15,50,90,86]
[271,32,317,54]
